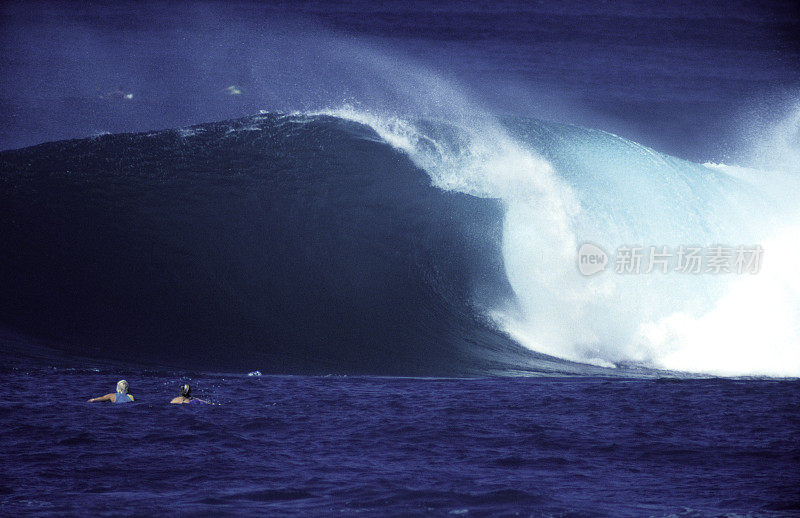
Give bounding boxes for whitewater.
[312,105,800,377]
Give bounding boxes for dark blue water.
[1,351,798,516]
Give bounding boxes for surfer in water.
[170,384,209,405]
[88,380,135,403]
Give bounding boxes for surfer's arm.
[170,396,184,404]
[88,393,115,402]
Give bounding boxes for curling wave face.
[1,111,798,376]
[0,113,615,376]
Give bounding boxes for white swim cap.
[116,380,129,394]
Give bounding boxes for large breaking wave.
[1,109,799,376]
[310,106,800,377]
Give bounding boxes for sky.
[1,0,798,161]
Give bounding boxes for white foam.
[178,127,204,138]
[310,106,800,377]
[638,226,800,377]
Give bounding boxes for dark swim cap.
[180,384,191,398]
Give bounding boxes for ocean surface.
[2,351,798,517]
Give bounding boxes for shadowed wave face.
[0,114,563,375]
